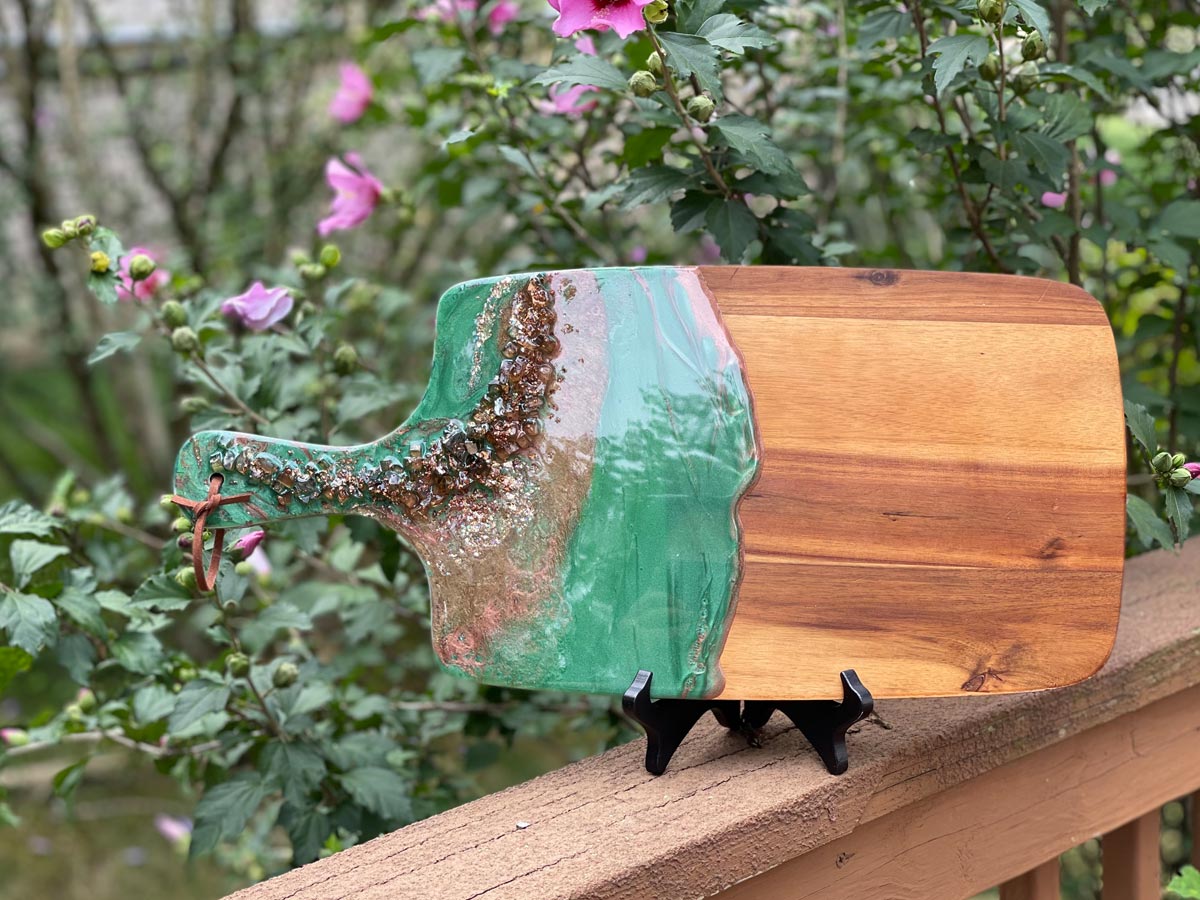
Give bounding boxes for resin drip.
[173,268,759,699]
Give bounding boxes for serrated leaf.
[280,803,333,865]
[132,574,193,612]
[705,199,759,262]
[978,149,1030,191]
[412,47,463,88]
[339,767,413,821]
[619,165,693,208]
[0,501,59,538]
[1126,495,1175,550]
[262,742,327,806]
[858,8,912,46]
[9,540,69,590]
[111,630,164,675]
[676,0,725,33]
[1038,62,1111,100]
[0,646,33,694]
[87,332,141,366]
[86,271,120,306]
[53,588,106,637]
[1007,0,1049,38]
[1149,237,1190,273]
[55,633,95,685]
[1123,400,1157,455]
[1166,485,1194,543]
[133,684,177,723]
[1013,131,1069,185]
[529,55,626,91]
[621,126,675,168]
[191,773,269,858]
[928,34,989,95]
[696,14,775,54]
[658,32,723,99]
[1041,93,1092,141]
[0,591,57,653]
[496,145,538,178]
[1156,200,1200,240]
[710,115,794,176]
[168,679,231,733]
[1078,0,1111,11]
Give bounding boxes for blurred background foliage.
[0,0,1198,897]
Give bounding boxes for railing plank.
[1000,859,1060,900]
[1103,812,1161,900]
[227,542,1200,900]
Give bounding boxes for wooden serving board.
[174,267,1126,701]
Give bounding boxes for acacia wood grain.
[698,268,1125,699]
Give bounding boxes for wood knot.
[856,269,899,287]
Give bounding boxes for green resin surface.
[173,268,760,698]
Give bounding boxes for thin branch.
[187,353,270,426]
[4,729,221,760]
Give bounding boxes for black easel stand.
[622,668,873,777]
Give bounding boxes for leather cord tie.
[170,474,253,592]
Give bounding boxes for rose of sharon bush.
[318,153,384,235]
[221,282,293,331]
[548,0,654,39]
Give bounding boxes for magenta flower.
[1041,191,1067,209]
[221,282,294,331]
[629,245,648,264]
[329,63,373,124]
[574,34,597,55]
[538,83,599,117]
[548,0,654,39]
[245,546,272,576]
[1099,149,1120,188]
[115,247,169,302]
[1184,463,1200,479]
[318,153,383,236]
[488,0,520,33]
[153,814,192,846]
[233,529,265,555]
[0,727,26,746]
[420,0,477,22]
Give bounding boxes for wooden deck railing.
[228,540,1200,900]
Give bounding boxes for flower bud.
[646,51,664,76]
[629,70,658,98]
[160,494,178,511]
[1172,452,1187,468]
[644,0,669,24]
[1021,31,1046,61]
[180,396,210,415]
[42,228,68,249]
[333,343,359,375]
[73,214,97,237]
[76,688,97,713]
[979,53,1000,81]
[173,516,193,534]
[171,326,199,354]
[686,94,715,123]
[226,652,251,677]
[65,703,84,722]
[177,533,194,550]
[116,506,134,525]
[289,248,311,267]
[299,263,327,281]
[61,219,79,239]
[977,0,1003,23]
[1012,66,1038,95]
[0,727,30,747]
[272,661,300,688]
[160,300,188,329]
[90,251,111,274]
[234,560,254,576]
[1153,451,1174,474]
[319,244,342,269]
[176,664,198,683]
[129,254,157,282]
[1170,468,1193,487]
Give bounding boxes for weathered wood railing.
[229,540,1200,900]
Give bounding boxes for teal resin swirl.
[173,267,760,698]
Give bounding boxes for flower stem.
[187,352,270,427]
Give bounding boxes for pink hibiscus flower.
[538,83,599,116]
[574,34,597,54]
[232,529,265,556]
[221,282,294,331]
[329,62,373,123]
[547,0,654,39]
[317,153,384,235]
[1041,191,1067,209]
[420,0,478,22]
[1184,463,1200,479]
[115,247,169,302]
[488,0,519,33]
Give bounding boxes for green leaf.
[710,115,794,175]
[1007,0,1049,38]
[1041,93,1092,141]
[496,145,539,178]
[1123,400,1157,456]
[0,591,57,653]
[1126,495,1175,551]
[0,501,59,538]
[133,684,177,723]
[56,633,95,684]
[529,55,627,91]
[1168,865,1200,899]
[978,149,1030,191]
[88,227,126,260]
[111,631,164,675]
[1156,200,1200,240]
[262,742,327,806]
[1038,62,1111,100]
[658,32,723,99]
[1077,0,1112,14]
[0,646,33,695]
[280,804,333,865]
[705,200,759,262]
[86,271,120,306]
[1012,132,1069,185]
[412,47,463,87]
[339,767,413,821]
[54,587,107,637]
[191,773,269,858]
[168,679,231,733]
[132,574,193,612]
[441,128,474,149]
[1149,237,1191,273]
[858,8,912,46]
[927,34,989,95]
[1165,486,1193,543]
[87,332,141,366]
[1186,480,1200,496]
[676,0,725,33]
[53,758,89,807]
[621,127,676,168]
[696,14,775,54]
[619,166,693,208]
[9,540,69,590]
